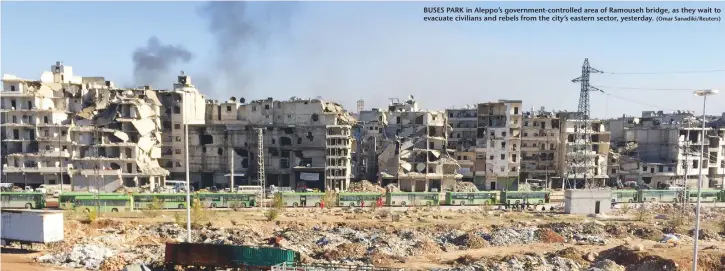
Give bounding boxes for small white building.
[564,189,612,215]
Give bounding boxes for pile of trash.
[38,244,115,270]
[453,181,479,192]
[348,180,386,193]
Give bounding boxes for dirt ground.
[4,205,725,271]
[1,249,75,271]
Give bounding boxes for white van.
[236,185,263,195]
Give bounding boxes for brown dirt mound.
[323,243,367,260]
[447,254,479,265]
[415,239,443,255]
[549,247,588,266]
[99,255,127,271]
[537,228,565,243]
[597,245,678,271]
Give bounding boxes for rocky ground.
[5,202,725,271]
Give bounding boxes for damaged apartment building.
[476,100,523,190]
[607,110,725,189]
[159,74,356,191]
[357,97,461,192]
[1,62,168,191]
[557,112,610,188]
[520,108,561,186]
[446,106,478,182]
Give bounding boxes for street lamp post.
[691,89,718,271]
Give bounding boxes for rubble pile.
[38,244,115,270]
[348,180,386,193]
[453,182,479,192]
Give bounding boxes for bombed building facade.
[607,110,725,189]
[446,106,478,182]
[520,108,561,183]
[1,62,168,191]
[160,74,356,191]
[557,112,610,188]
[357,97,461,192]
[476,100,523,190]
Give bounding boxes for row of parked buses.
[3,189,724,212]
[611,189,725,204]
[0,190,551,212]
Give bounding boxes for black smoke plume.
[198,1,295,95]
[132,36,194,87]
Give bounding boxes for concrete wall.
[564,189,612,214]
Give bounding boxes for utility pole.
[256,128,265,209]
[94,128,100,215]
[572,58,603,189]
[229,131,235,192]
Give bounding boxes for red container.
[165,243,235,267]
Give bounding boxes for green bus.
[638,190,679,203]
[337,192,382,207]
[279,192,325,207]
[687,190,721,203]
[0,192,46,209]
[500,191,550,206]
[445,192,497,206]
[73,194,134,213]
[196,192,257,208]
[611,190,638,204]
[386,192,440,207]
[59,192,120,209]
[133,193,189,209]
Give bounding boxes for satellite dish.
[416,163,426,172]
[409,95,414,100]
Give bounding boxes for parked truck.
[1,209,64,249]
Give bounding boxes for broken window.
[27,101,32,109]
[163,121,171,129]
[264,104,270,110]
[10,85,15,91]
[500,154,505,160]
[11,116,16,123]
[175,136,181,142]
[175,149,181,154]
[280,158,289,168]
[514,107,519,114]
[252,106,256,111]
[173,106,180,114]
[174,123,181,130]
[175,161,182,167]
[227,106,232,112]
[43,116,48,124]
[217,148,223,155]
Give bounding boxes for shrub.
[265,193,284,221]
[144,197,164,217]
[322,191,337,209]
[85,208,98,223]
[173,197,210,228]
[619,203,631,215]
[634,203,651,221]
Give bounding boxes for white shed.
[1,209,64,245]
[564,189,612,215]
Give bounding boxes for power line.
[593,85,701,91]
[599,91,677,112]
[602,69,725,75]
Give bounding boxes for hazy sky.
[2,1,724,118]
